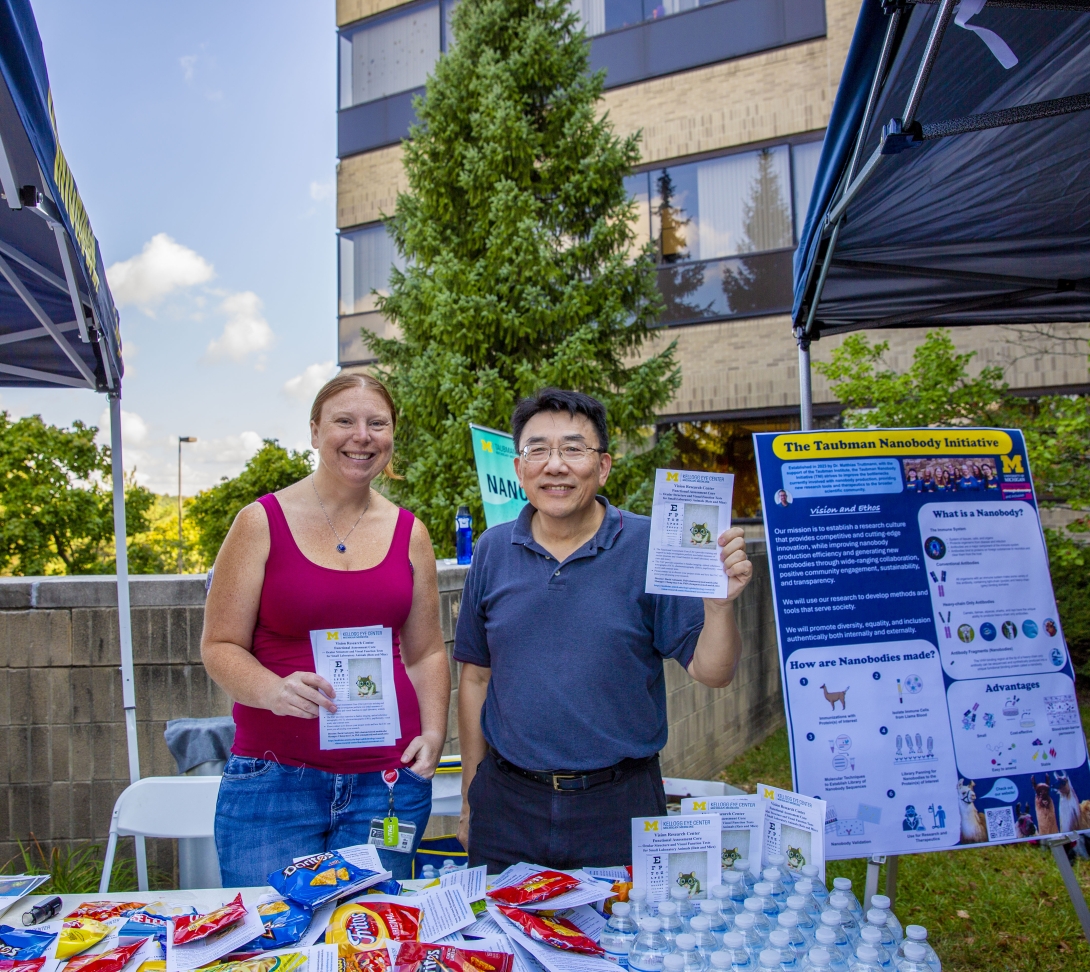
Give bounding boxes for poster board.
[754,428,1089,859]
[469,424,528,528]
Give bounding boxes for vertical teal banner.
[469,423,528,528]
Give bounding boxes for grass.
[1,835,145,893]
[718,724,1090,972]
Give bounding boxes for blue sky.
[4,1,338,492]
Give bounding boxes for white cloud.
[309,180,334,201]
[97,406,149,447]
[180,54,197,82]
[106,233,214,308]
[284,361,336,402]
[205,291,274,362]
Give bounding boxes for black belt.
[490,748,656,791]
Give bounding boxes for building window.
[339,1,461,109]
[625,139,822,326]
[791,139,823,241]
[339,223,406,317]
[575,0,724,38]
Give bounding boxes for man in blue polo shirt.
[454,388,753,869]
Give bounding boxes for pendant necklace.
[312,476,370,553]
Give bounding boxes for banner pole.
[863,855,884,911]
[1046,836,1090,945]
[884,855,898,911]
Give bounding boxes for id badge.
[368,816,416,853]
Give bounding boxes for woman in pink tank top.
[201,373,451,885]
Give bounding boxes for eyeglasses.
[519,444,606,466]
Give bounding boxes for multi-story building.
[335,0,1090,513]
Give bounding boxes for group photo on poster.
[754,429,1089,860]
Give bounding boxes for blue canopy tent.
[0,0,146,880]
[792,0,1090,429]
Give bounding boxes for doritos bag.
[0,926,56,962]
[496,907,602,955]
[486,871,579,906]
[327,902,421,953]
[173,895,248,946]
[64,940,149,972]
[56,920,112,960]
[393,944,512,972]
[269,853,378,909]
[237,898,313,953]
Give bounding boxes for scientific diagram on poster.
[754,428,1089,858]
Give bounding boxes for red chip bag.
[394,943,512,972]
[496,906,603,955]
[486,871,579,906]
[173,894,248,945]
[64,940,148,972]
[65,903,147,921]
[340,953,389,972]
[0,960,46,972]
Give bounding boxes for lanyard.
[382,768,399,846]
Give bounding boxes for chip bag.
[118,906,197,947]
[269,853,378,909]
[327,902,421,953]
[135,962,165,972]
[237,897,313,953]
[173,894,248,946]
[393,943,513,972]
[495,907,602,955]
[340,953,389,972]
[486,871,579,906]
[200,952,308,972]
[66,904,146,922]
[0,960,45,972]
[63,940,149,972]
[0,926,57,962]
[57,920,112,960]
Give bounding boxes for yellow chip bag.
[327,902,420,953]
[201,953,308,972]
[57,919,111,960]
[137,962,166,972]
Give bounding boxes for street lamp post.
[178,437,197,572]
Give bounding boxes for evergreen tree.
[368,0,679,553]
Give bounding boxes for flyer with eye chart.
[679,794,766,877]
[644,469,735,598]
[630,814,722,901]
[310,626,402,749]
[757,783,827,880]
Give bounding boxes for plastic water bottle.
[812,930,848,972]
[658,901,685,946]
[799,866,829,905]
[721,872,748,914]
[602,902,640,968]
[732,913,766,956]
[775,911,809,957]
[896,928,940,972]
[689,915,720,955]
[857,927,891,969]
[699,898,731,941]
[714,933,753,971]
[785,896,818,942]
[439,858,458,876]
[421,864,436,879]
[665,955,686,972]
[741,898,773,941]
[791,882,822,918]
[818,913,852,960]
[800,947,833,972]
[766,930,799,970]
[455,506,473,564]
[757,949,786,972]
[866,898,902,943]
[630,918,673,972]
[630,888,656,923]
[830,879,862,917]
[894,943,931,972]
[751,883,783,920]
[847,945,883,972]
[762,869,789,908]
[826,896,860,943]
[863,912,896,953]
[767,853,787,870]
[672,885,697,925]
[734,860,758,893]
[674,934,709,972]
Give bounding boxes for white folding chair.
[99,776,222,892]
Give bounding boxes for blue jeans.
[215,755,433,886]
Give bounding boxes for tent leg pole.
[863,855,884,912]
[1047,836,1090,945]
[798,335,814,431]
[884,855,898,911]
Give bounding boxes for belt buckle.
[552,773,581,791]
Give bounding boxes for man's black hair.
[511,388,609,452]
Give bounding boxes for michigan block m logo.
[644,821,659,831]
[1001,454,1023,473]
[666,472,679,482]
[326,631,339,640]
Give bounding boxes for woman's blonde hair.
[310,372,402,479]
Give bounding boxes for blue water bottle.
[455,505,473,565]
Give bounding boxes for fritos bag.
[63,940,149,972]
[327,902,420,953]
[486,871,579,906]
[200,952,308,972]
[237,898,313,953]
[269,853,377,909]
[495,907,602,955]
[57,920,112,960]
[393,943,513,972]
[173,894,248,946]
[66,904,146,922]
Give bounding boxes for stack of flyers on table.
[0,874,51,914]
[675,783,827,882]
